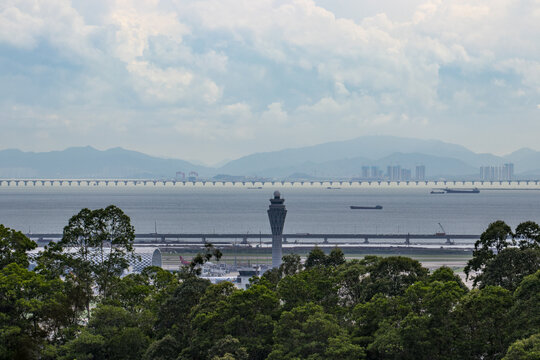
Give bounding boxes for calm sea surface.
[1,187,540,242]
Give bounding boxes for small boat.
[327,187,342,190]
[247,187,262,189]
[431,190,446,194]
[350,205,383,210]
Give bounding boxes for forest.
[1,205,539,360]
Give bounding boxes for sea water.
[1,187,539,243]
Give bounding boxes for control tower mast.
[268,191,287,268]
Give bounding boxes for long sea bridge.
[1,178,540,188]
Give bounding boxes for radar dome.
[273,190,281,198]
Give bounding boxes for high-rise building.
[415,165,426,180]
[361,166,370,179]
[480,163,515,181]
[401,168,411,181]
[371,166,379,179]
[502,163,514,180]
[392,166,401,181]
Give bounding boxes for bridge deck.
[27,232,479,242]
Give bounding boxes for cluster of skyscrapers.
[479,163,514,181]
[360,165,426,181]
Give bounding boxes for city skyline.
[1,1,539,163]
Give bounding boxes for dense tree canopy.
[466,220,540,290]
[1,212,539,360]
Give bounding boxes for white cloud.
[0,0,539,160]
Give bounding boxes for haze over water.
[1,187,539,242]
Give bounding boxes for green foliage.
[155,276,210,341]
[0,224,37,270]
[466,220,513,285]
[360,255,429,301]
[0,263,73,360]
[510,270,540,341]
[503,333,540,360]
[367,277,466,360]
[454,286,514,360]
[207,336,248,360]
[305,246,346,269]
[280,253,303,276]
[183,243,223,276]
[305,246,327,268]
[466,221,540,291]
[1,215,539,360]
[57,305,151,360]
[478,248,540,291]
[143,335,181,360]
[277,265,339,312]
[268,303,364,360]
[514,221,540,249]
[36,205,136,319]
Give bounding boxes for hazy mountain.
[503,148,540,172]
[219,136,503,175]
[233,153,477,179]
[0,146,209,178]
[2,137,540,179]
[373,153,478,178]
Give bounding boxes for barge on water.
[444,187,480,194]
[350,205,383,210]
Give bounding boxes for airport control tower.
[268,191,287,268]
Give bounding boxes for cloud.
[0,0,539,161]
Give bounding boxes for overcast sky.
[1,0,539,164]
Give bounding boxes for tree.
[509,270,540,341]
[367,278,466,360]
[143,335,181,360]
[503,333,540,360]
[0,263,72,360]
[37,205,136,318]
[429,266,468,292]
[155,276,210,337]
[182,243,222,277]
[454,286,514,360]
[514,221,540,249]
[476,248,540,291]
[207,336,248,360]
[361,256,429,300]
[277,265,339,312]
[465,220,512,286]
[465,221,540,290]
[304,246,327,268]
[280,253,302,276]
[216,282,280,360]
[0,224,37,269]
[327,247,346,267]
[57,305,150,360]
[184,281,280,360]
[268,303,364,360]
[183,282,238,359]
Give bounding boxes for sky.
[1,0,539,164]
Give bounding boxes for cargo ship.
[350,205,383,210]
[444,187,480,194]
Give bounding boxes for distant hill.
[2,137,540,179]
[217,136,507,178]
[0,146,209,178]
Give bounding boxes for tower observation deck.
[268,190,287,268]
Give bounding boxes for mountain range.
[1,136,540,179]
